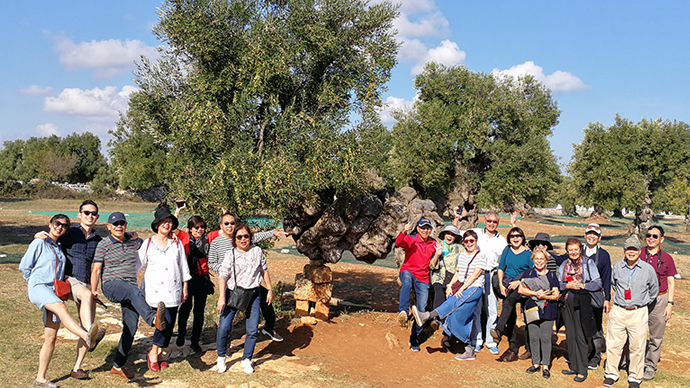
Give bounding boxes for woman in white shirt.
[411,230,487,361]
[138,206,191,372]
[215,224,273,374]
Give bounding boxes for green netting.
[28,211,282,231]
[0,252,23,265]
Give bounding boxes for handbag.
[450,251,480,294]
[225,249,253,311]
[49,243,71,301]
[584,259,605,308]
[524,306,540,324]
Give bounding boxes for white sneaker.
[216,356,227,374]
[240,358,254,374]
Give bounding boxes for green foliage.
[0,133,106,183]
[388,63,561,209]
[110,0,399,220]
[569,116,690,213]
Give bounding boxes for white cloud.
[53,35,159,78]
[18,85,54,96]
[37,123,59,136]
[43,85,138,121]
[491,61,589,92]
[411,40,466,75]
[378,96,416,124]
[394,10,449,38]
[370,0,435,13]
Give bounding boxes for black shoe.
[526,366,539,374]
[542,369,551,379]
[574,375,587,383]
[603,377,617,387]
[176,333,186,347]
[190,343,202,353]
[628,381,640,388]
[562,369,577,375]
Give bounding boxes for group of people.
[20,200,285,387]
[398,212,677,388]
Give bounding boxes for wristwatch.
[668,301,674,305]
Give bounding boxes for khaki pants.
[605,305,648,383]
[646,292,668,372]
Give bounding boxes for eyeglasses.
[646,233,660,239]
[464,238,476,243]
[587,225,601,231]
[192,225,206,230]
[509,234,523,239]
[224,221,236,226]
[112,221,126,227]
[236,234,250,240]
[419,226,432,231]
[82,210,98,217]
[485,219,499,224]
[53,221,69,229]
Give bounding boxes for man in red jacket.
[396,217,439,351]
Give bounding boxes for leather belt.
[615,304,644,311]
[658,290,668,296]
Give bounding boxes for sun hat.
[151,206,179,233]
[439,225,462,243]
[528,232,553,250]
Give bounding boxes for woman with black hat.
[138,206,191,371]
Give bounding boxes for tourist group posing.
[398,212,676,388]
[20,200,285,387]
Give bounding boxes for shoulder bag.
[48,243,71,301]
[584,258,604,308]
[451,251,480,294]
[226,249,254,312]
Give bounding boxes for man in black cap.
[91,212,166,380]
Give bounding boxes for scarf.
[563,257,583,283]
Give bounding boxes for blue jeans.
[102,280,157,367]
[217,288,261,360]
[153,307,178,348]
[436,286,483,343]
[399,270,429,347]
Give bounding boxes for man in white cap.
[603,236,658,388]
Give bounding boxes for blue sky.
[1,0,689,170]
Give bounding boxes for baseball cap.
[624,236,641,250]
[417,217,432,228]
[108,212,127,224]
[585,223,601,235]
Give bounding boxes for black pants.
[496,288,526,354]
[562,296,588,376]
[260,285,276,332]
[177,276,208,346]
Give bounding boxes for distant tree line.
[0,132,107,184]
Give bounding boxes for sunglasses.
[646,233,660,239]
[82,210,98,217]
[236,234,250,240]
[587,225,601,231]
[464,238,476,243]
[192,225,206,230]
[224,221,236,226]
[53,221,69,229]
[112,221,126,227]
[509,234,523,239]
[485,219,499,224]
